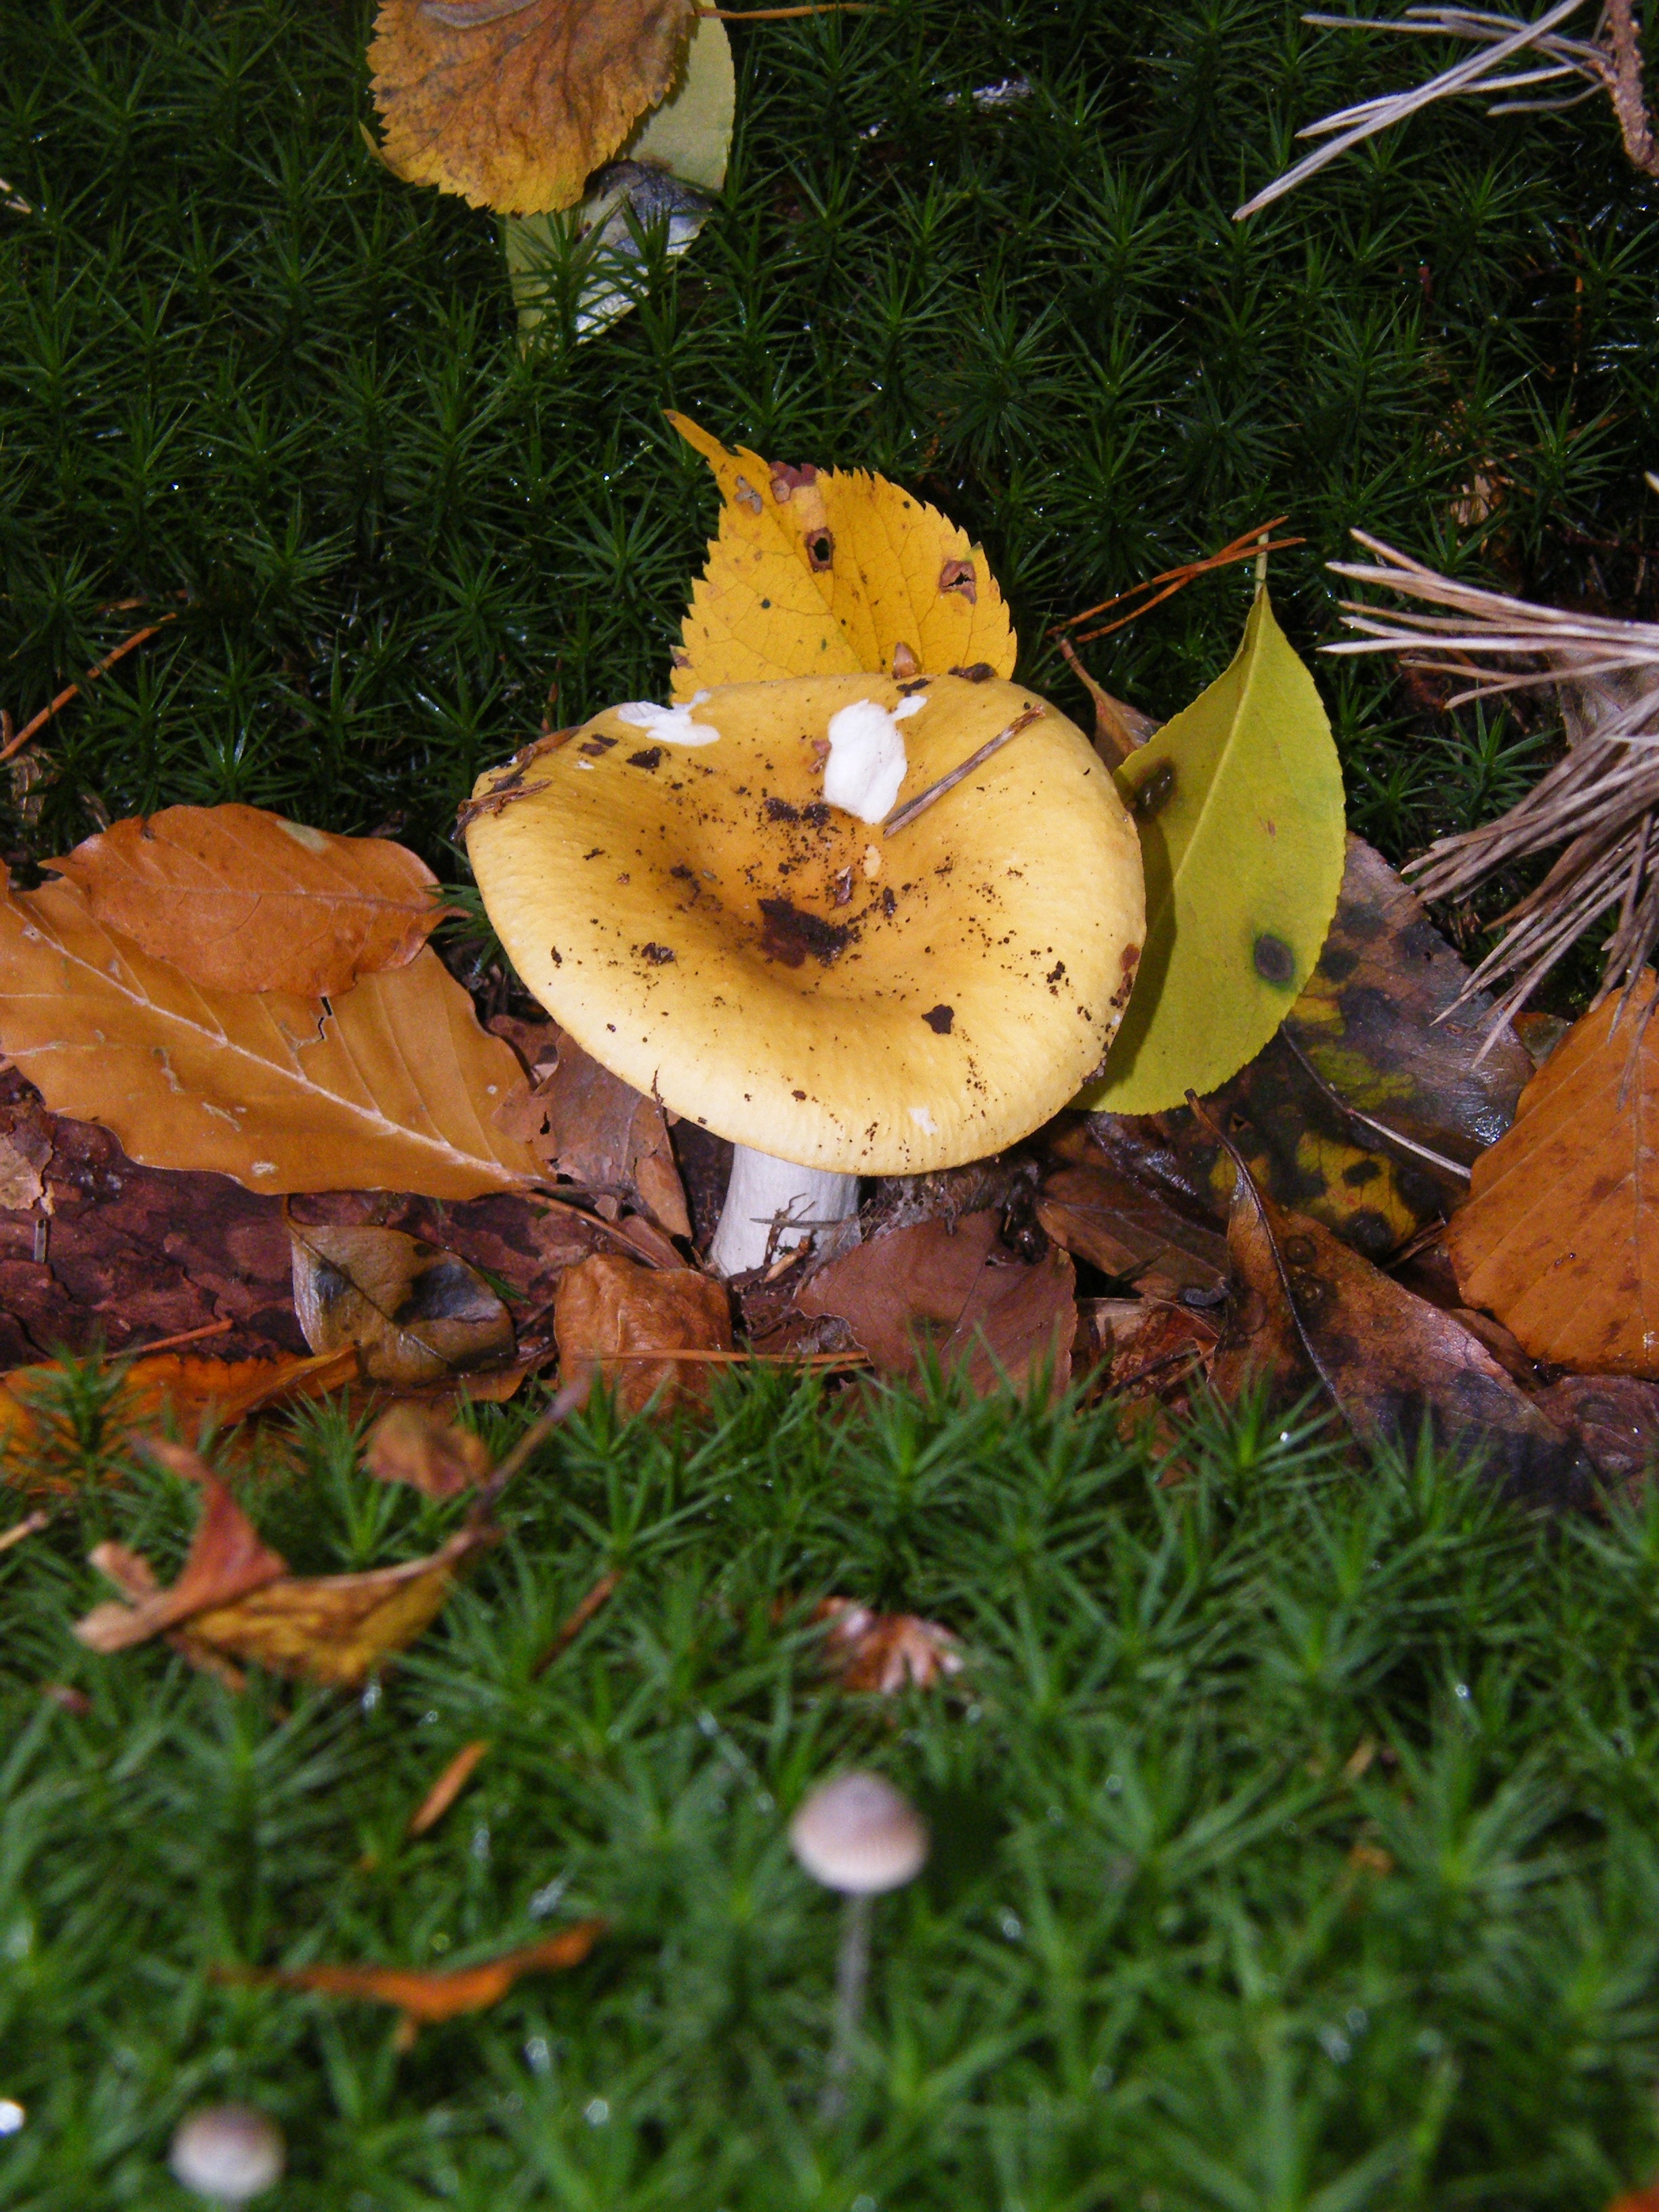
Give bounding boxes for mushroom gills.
[708,1145,859,1277]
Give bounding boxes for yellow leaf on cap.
[1080,590,1345,1115]
[669,415,1017,695]
[368,0,695,216]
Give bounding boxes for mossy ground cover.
[8,0,1659,2204]
[6,1373,1659,2209]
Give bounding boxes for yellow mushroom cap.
[464,672,1144,1175]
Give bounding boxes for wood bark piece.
[0,876,541,1198]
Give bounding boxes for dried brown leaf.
[290,1220,514,1387]
[47,806,449,998]
[0,877,540,1198]
[810,1598,964,1694]
[1447,977,1659,1374]
[369,0,695,214]
[1211,1151,1597,1509]
[1533,1373,1659,1496]
[365,1404,492,1498]
[797,1210,1075,1397]
[1036,1162,1227,1299]
[184,1523,497,1687]
[493,1023,689,1237]
[0,1107,50,1211]
[221,1919,606,2047]
[552,1252,731,1416]
[75,1458,287,1653]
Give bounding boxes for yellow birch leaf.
[1080,588,1346,1114]
[368,0,696,216]
[0,876,540,1200]
[668,413,1017,695]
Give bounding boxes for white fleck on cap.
[168,2105,285,2203]
[788,1770,929,1895]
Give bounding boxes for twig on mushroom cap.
[883,707,1046,838]
[1323,528,1659,1034]
[1235,0,1659,222]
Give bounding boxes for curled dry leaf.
[493,1021,690,1237]
[365,1403,492,1498]
[0,876,540,1198]
[1210,1149,1597,1510]
[290,1220,514,1388]
[75,1452,287,1654]
[0,1107,50,1211]
[369,0,695,213]
[552,1252,731,1416]
[1448,978,1659,1374]
[810,1598,964,1694]
[74,1439,497,1685]
[0,1347,359,1486]
[798,1210,1076,1398]
[1532,1374,1659,1498]
[1082,590,1347,1115]
[1035,1161,1227,1300]
[669,414,1017,694]
[1073,1296,1221,1398]
[1078,834,1533,1258]
[47,806,449,998]
[220,1919,607,2050]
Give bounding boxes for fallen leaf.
[809,1599,964,1694]
[669,414,1017,693]
[1073,835,1532,1258]
[493,1022,690,1237]
[506,14,733,341]
[369,0,695,213]
[75,1455,287,1654]
[1210,1151,1597,1509]
[73,1437,497,1685]
[1072,1296,1220,1397]
[553,1252,731,1416]
[182,1523,497,1688]
[0,1347,359,1483]
[221,1919,606,2048]
[1447,978,1659,1374]
[47,806,449,998]
[1081,589,1347,1113]
[407,1738,493,1835]
[798,1210,1076,1397]
[1035,1161,1227,1299]
[365,1404,492,1498]
[290,1220,514,1387]
[0,876,541,1198]
[1532,1374,1659,1496]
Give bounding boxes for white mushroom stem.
[707,1146,859,1277]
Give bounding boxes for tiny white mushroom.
[168,2105,285,2204]
[788,1770,929,1893]
[789,1771,928,2121]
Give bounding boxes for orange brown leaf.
[553,1252,731,1416]
[0,876,541,1199]
[369,0,695,215]
[47,806,449,998]
[1448,977,1659,1374]
[221,1918,606,2047]
[75,1464,287,1654]
[669,414,1016,695]
[365,1404,493,1498]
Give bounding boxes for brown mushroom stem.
[708,1146,859,1277]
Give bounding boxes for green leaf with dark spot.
[1080,588,1346,1114]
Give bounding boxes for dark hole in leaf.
[806,531,834,572]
